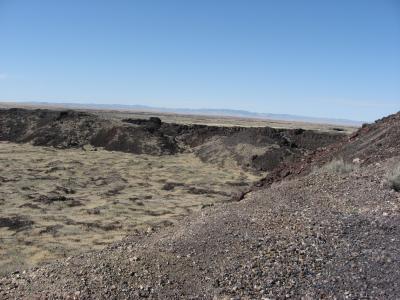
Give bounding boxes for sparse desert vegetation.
[0,141,262,273]
[387,163,400,191]
[321,158,354,174]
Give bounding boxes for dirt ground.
[0,141,262,274]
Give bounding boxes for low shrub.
[322,159,353,174]
[387,164,400,192]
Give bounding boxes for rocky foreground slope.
[257,111,400,188]
[1,111,400,299]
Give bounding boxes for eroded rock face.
[0,108,345,171]
[0,109,178,155]
[256,111,400,189]
[177,124,345,171]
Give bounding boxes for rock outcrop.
[0,108,345,171]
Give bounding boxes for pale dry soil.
[0,142,262,274]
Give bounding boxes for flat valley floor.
[0,141,262,274]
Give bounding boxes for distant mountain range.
[1,101,363,126]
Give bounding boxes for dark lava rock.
[34,194,70,204]
[39,224,63,236]
[19,203,41,209]
[0,216,34,230]
[162,182,184,191]
[122,117,162,132]
[162,182,176,191]
[0,108,345,171]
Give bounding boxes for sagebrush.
[387,164,400,192]
[322,159,353,174]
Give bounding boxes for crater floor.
[0,141,262,273]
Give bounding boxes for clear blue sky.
[0,0,399,121]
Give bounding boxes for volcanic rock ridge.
[0,108,344,171]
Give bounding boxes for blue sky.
[0,0,399,121]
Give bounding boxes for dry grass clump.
[0,248,28,276]
[387,163,400,192]
[322,159,354,174]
